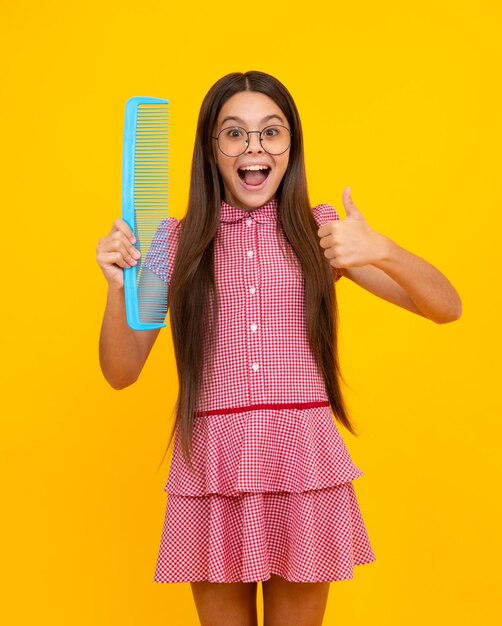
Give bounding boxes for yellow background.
[1,1,500,624]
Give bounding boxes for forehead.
[216,91,287,127]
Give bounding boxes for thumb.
[342,186,363,220]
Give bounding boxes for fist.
[96,218,141,288]
[317,187,386,268]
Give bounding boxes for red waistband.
[195,401,330,418]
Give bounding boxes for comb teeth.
[122,97,170,330]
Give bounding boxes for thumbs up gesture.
[317,187,387,269]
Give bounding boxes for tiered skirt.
[154,403,376,583]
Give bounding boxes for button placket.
[242,216,263,403]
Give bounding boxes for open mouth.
[237,165,271,187]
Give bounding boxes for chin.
[232,194,274,211]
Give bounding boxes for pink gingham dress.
[143,199,376,583]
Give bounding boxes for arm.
[339,237,462,323]
[99,285,162,390]
[318,188,462,324]
[97,218,167,389]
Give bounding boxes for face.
[212,91,291,212]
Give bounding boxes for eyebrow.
[219,113,285,127]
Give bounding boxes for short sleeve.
[142,217,182,286]
[312,204,342,282]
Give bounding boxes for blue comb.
[121,96,169,330]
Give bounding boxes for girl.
[97,71,462,626]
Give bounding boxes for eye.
[262,126,282,138]
[223,126,245,140]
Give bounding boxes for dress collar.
[220,198,279,224]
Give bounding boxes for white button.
[249,287,256,294]
[252,363,260,372]
[247,250,254,258]
[246,218,252,226]
[250,324,257,332]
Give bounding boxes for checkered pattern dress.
[143,199,377,583]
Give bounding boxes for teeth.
[239,165,270,171]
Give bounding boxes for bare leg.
[190,580,259,626]
[262,574,330,626]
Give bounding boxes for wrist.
[372,233,396,268]
[108,283,125,294]
[106,284,126,305]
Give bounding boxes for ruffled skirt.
[154,404,376,583]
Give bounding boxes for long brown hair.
[157,71,359,472]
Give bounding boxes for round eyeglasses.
[212,125,292,157]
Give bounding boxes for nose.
[246,130,263,153]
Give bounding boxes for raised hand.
[317,187,387,269]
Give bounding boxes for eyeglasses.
[212,125,292,157]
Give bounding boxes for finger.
[322,246,337,260]
[99,250,136,269]
[113,234,141,265]
[342,186,362,219]
[318,236,336,249]
[317,234,328,248]
[111,231,142,263]
[107,236,141,266]
[112,218,136,243]
[317,221,339,238]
